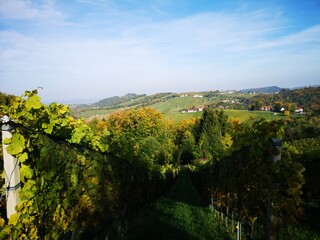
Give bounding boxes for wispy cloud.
[0,0,66,26]
[0,1,319,100]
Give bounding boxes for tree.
[193,109,232,161]
[273,101,283,112]
[255,100,263,111]
[106,107,171,167]
[283,102,297,113]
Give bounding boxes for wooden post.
[265,138,282,240]
[236,221,240,240]
[226,206,229,228]
[231,210,234,233]
[2,119,21,219]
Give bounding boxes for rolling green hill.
[72,90,296,123]
[149,95,287,123]
[151,96,207,113]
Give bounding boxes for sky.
[0,0,320,103]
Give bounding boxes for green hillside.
[72,90,297,123]
[225,109,287,122]
[151,96,207,113]
[150,97,286,123]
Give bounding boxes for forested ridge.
[248,87,320,114]
[95,93,145,107]
[0,90,319,239]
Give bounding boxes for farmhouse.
[187,108,198,113]
[295,108,303,113]
[261,106,273,111]
[182,106,208,113]
[197,106,208,111]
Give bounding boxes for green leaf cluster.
[0,91,179,239]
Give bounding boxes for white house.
[295,108,303,113]
[261,106,273,111]
[187,108,198,113]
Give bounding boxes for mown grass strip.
[109,170,231,240]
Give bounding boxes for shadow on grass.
[166,169,204,207]
[107,169,231,240]
[124,199,192,240]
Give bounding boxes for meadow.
[75,94,288,124]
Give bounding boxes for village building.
[261,106,273,111]
[182,106,208,113]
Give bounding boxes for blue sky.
[0,0,319,103]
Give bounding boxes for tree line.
[248,87,320,114]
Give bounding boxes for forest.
[0,89,319,239]
[248,87,320,114]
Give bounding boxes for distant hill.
[66,85,320,118]
[240,86,283,94]
[291,85,320,90]
[94,93,145,107]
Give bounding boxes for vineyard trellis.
[190,118,305,240]
[209,197,243,240]
[1,116,21,219]
[0,90,179,239]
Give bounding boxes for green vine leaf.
[20,165,34,181]
[3,137,11,145]
[18,152,28,163]
[25,94,42,110]
[42,121,55,134]
[0,217,5,227]
[6,133,25,155]
[8,213,19,226]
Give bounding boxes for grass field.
[151,96,208,114]
[150,96,288,123]
[160,109,287,124]
[74,93,292,124]
[76,108,118,118]
[78,107,288,124]
[225,109,287,122]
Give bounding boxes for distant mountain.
[291,85,320,90]
[95,93,145,107]
[240,86,283,94]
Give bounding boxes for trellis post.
[1,116,21,218]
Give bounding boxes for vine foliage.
[0,90,177,239]
[190,119,305,238]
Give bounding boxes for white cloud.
[0,2,319,101]
[0,0,65,25]
[230,24,320,52]
[0,0,38,19]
